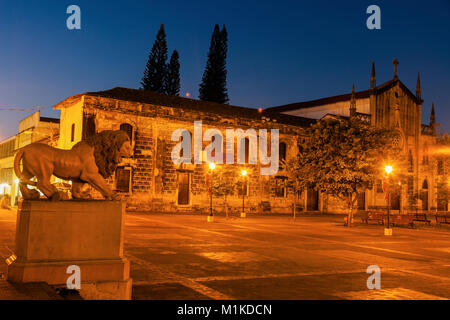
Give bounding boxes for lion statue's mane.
[82,130,131,179]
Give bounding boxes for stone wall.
[80,96,306,213]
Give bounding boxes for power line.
[0,106,53,111]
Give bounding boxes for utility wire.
[0,106,53,111]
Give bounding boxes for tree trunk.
[347,205,353,227]
[346,193,354,227]
[293,199,296,220]
[346,193,358,227]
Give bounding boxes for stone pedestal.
[6,200,132,300]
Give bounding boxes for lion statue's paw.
[22,189,41,200]
[111,193,123,201]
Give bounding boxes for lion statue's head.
[84,130,133,179]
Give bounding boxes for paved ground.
[1,208,450,300]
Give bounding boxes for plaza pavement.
[1,208,450,300]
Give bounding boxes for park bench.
[258,201,301,214]
[259,201,272,214]
[361,211,384,225]
[390,214,415,227]
[411,212,431,225]
[435,214,450,224]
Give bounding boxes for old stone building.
[54,88,315,213]
[267,60,445,213]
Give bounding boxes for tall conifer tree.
[165,50,180,96]
[199,24,229,104]
[141,24,168,93]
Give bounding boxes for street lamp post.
[384,165,393,236]
[241,170,247,218]
[207,162,216,222]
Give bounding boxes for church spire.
[393,58,399,79]
[350,84,356,117]
[370,60,376,89]
[416,72,421,100]
[430,103,436,135]
[430,102,435,124]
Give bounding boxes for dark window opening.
[178,173,190,205]
[244,138,249,163]
[275,177,287,198]
[83,115,96,139]
[71,123,75,142]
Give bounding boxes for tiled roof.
[83,87,316,128]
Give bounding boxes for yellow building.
[0,111,59,206]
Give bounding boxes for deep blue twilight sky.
[0,0,449,140]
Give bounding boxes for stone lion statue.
[14,130,133,201]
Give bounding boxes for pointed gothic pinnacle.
[393,58,399,79]
[350,84,356,117]
[416,72,421,99]
[370,60,376,89]
[430,102,435,123]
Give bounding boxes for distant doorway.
[357,192,365,210]
[177,172,190,205]
[307,189,319,211]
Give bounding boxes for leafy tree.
[289,117,405,226]
[165,50,180,96]
[141,24,168,93]
[210,165,239,217]
[199,24,229,104]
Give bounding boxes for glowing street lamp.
[384,165,393,235]
[207,163,216,222]
[241,170,247,218]
[385,166,393,175]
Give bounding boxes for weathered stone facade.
[55,89,313,214]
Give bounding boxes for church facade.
[267,59,444,213]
